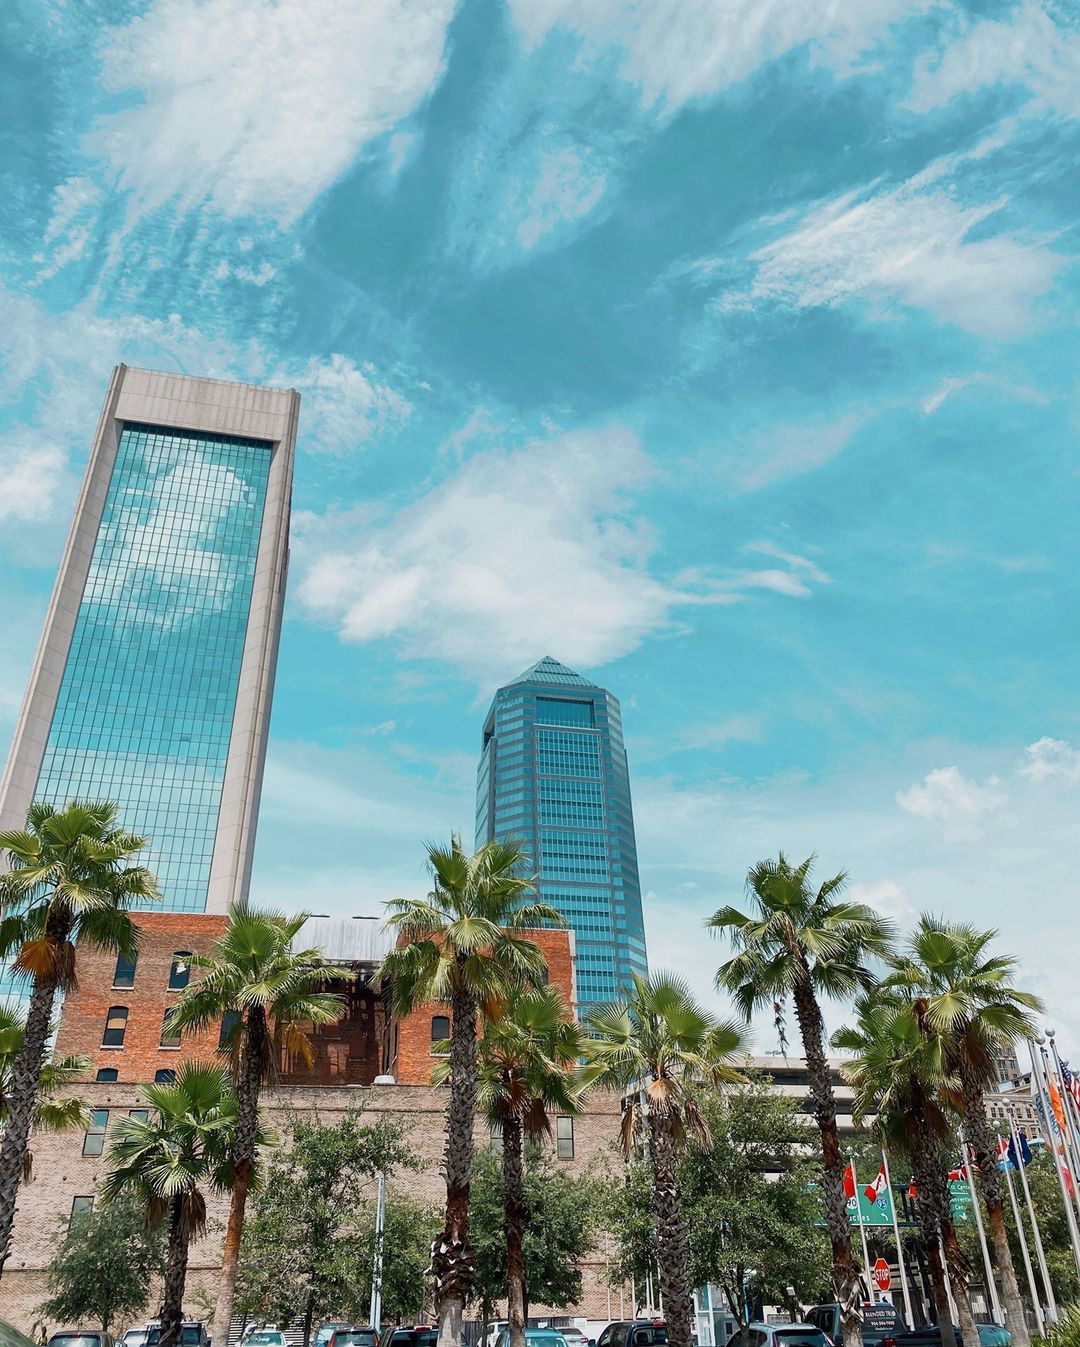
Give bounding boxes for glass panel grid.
[34,423,272,912]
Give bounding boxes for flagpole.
[962,1140,1003,1324]
[1010,1111,1057,1324]
[1038,1036,1080,1232]
[882,1149,913,1329]
[999,1123,1045,1336]
[1028,1037,1080,1279]
[1044,1031,1080,1227]
[939,1236,959,1323]
[850,1157,874,1299]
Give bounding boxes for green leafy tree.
[168,906,350,1347]
[886,917,1041,1347]
[469,1144,602,1333]
[39,1192,163,1331]
[681,1081,833,1341]
[102,1062,256,1347]
[0,800,159,1274]
[378,835,562,1347]
[834,993,970,1347]
[444,985,586,1347]
[711,853,895,1347]
[586,973,746,1347]
[1002,1148,1080,1306]
[233,1110,418,1344]
[0,1005,89,1178]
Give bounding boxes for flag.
[907,1178,918,1200]
[1062,1063,1080,1109]
[1049,1078,1068,1135]
[948,1160,968,1183]
[864,1163,889,1205]
[996,1136,1012,1171]
[843,1162,857,1199]
[1014,1131,1034,1166]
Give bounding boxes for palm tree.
[166,905,350,1347]
[454,985,587,1347]
[102,1062,258,1347]
[710,854,894,1347]
[834,993,972,1347]
[0,799,159,1274]
[0,1005,89,1178]
[586,972,746,1347]
[887,918,1041,1347]
[378,835,563,1347]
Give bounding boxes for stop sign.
[873,1259,892,1292]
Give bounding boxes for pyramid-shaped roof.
[505,655,598,689]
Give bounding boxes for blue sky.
[2,0,1079,1043]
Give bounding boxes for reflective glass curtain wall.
[476,656,648,1011]
[34,423,272,912]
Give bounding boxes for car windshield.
[148,1331,201,1347]
[630,1330,667,1347]
[390,1334,436,1347]
[333,1336,376,1347]
[49,1337,102,1347]
[775,1333,827,1347]
[245,1336,285,1346]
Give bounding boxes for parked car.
[885,1327,1012,1347]
[808,1302,901,1347]
[385,1328,437,1347]
[595,1322,668,1347]
[493,1332,569,1347]
[327,1330,380,1347]
[47,1334,118,1347]
[145,1325,208,1347]
[121,1332,149,1347]
[558,1330,589,1347]
[239,1335,288,1347]
[316,1327,352,1347]
[725,1325,830,1347]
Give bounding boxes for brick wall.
[387,927,576,1086]
[55,912,229,1082]
[3,1081,628,1335]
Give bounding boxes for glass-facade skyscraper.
[475,656,648,1011]
[0,366,298,918]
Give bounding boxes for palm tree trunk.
[646,1110,694,1347]
[161,1194,192,1347]
[790,976,860,1347]
[212,1004,266,1347]
[0,966,60,1277]
[909,1129,956,1347]
[961,1073,1029,1347]
[503,1113,528,1347]
[433,978,478,1347]
[940,1214,979,1345]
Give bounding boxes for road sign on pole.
[873,1259,892,1293]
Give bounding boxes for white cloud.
[272,353,412,454]
[0,436,65,523]
[1020,737,1080,784]
[728,171,1062,335]
[847,879,916,924]
[896,765,1007,828]
[737,414,866,489]
[33,176,104,282]
[90,0,457,224]
[515,147,608,253]
[508,0,937,112]
[297,424,826,679]
[909,3,1080,120]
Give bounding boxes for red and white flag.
[948,1160,968,1183]
[864,1164,888,1204]
[843,1162,857,1199]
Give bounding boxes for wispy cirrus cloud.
[721,169,1063,336]
[910,2,1080,120]
[86,0,458,227]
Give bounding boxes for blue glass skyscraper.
[475,656,649,1011]
[0,366,298,918]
